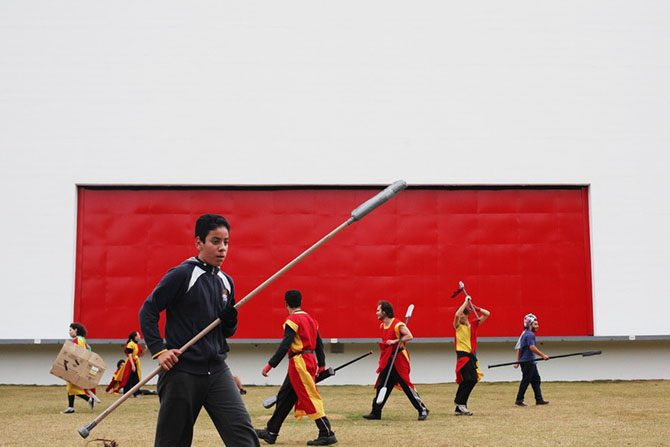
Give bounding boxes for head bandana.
[514,313,537,350]
[523,313,537,329]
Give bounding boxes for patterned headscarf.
[523,313,537,329]
[514,313,537,350]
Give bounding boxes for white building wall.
[1,340,668,386]
[0,1,669,383]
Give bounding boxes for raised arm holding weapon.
[453,291,490,416]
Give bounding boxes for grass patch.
[0,381,668,446]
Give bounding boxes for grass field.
[1,381,668,446]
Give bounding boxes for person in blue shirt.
[514,313,550,406]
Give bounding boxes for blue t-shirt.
[517,330,536,362]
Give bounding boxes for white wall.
[1,1,669,344]
[2,340,668,386]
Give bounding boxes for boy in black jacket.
[139,214,259,447]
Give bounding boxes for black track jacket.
[139,257,238,375]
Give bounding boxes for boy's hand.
[220,305,238,327]
[157,349,181,371]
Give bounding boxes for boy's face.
[530,320,539,332]
[196,226,229,267]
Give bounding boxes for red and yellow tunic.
[454,319,484,383]
[66,336,96,396]
[125,340,142,379]
[375,318,415,389]
[111,339,144,392]
[284,311,325,420]
[106,362,125,394]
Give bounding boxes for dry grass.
[0,381,668,446]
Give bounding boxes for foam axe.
[450,280,481,320]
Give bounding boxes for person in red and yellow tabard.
[363,300,429,421]
[106,359,127,394]
[255,290,337,446]
[61,322,99,414]
[453,294,490,416]
[107,332,159,396]
[122,331,143,397]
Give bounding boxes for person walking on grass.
[514,313,550,406]
[139,214,259,447]
[61,322,99,414]
[453,294,490,416]
[255,290,337,446]
[363,300,429,421]
[106,332,158,396]
[122,331,143,397]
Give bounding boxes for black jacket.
[139,257,238,375]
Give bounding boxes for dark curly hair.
[69,322,87,337]
[377,300,394,318]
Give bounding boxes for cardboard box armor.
[50,341,107,389]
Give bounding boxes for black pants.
[516,362,544,402]
[266,374,333,438]
[454,356,478,406]
[155,365,259,447]
[68,394,91,407]
[369,365,427,417]
[125,369,140,397]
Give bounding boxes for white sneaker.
[61,407,75,414]
[455,405,473,416]
[88,398,95,411]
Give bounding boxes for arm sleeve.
[219,274,238,338]
[139,267,186,356]
[268,325,295,368]
[315,332,325,367]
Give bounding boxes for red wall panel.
[74,187,593,340]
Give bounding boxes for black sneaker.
[255,429,277,445]
[307,434,337,446]
[139,389,159,396]
[536,400,550,405]
[362,413,381,420]
[515,400,527,406]
[418,408,430,421]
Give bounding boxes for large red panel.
[74,187,593,339]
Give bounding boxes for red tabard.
[285,311,326,420]
[375,318,415,389]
